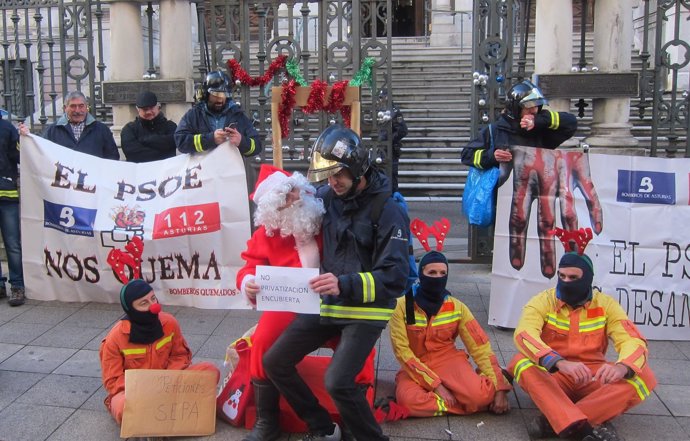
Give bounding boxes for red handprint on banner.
[503,147,603,278]
[106,236,144,284]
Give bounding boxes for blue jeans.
[264,314,388,441]
[0,200,24,288]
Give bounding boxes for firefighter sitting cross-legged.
[508,228,657,441]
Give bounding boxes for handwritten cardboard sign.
[255,265,321,314]
[121,369,217,438]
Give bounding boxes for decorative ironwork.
[636,0,690,157]
[197,1,392,172]
[0,0,106,127]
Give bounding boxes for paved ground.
[0,202,688,441]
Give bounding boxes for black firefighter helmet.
[307,124,370,183]
[505,80,547,119]
[200,70,231,101]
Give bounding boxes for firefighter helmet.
[201,71,231,101]
[505,80,547,119]
[307,124,370,183]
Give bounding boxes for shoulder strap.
[488,124,494,150]
[369,191,389,230]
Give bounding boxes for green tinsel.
[286,58,308,87]
[349,57,375,89]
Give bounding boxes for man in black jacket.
[121,91,177,163]
[461,80,577,170]
[377,89,408,193]
[0,112,25,306]
[265,125,410,441]
[175,71,261,158]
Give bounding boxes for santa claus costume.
[236,165,324,441]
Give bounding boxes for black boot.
[242,380,281,441]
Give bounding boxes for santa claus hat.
[251,164,291,203]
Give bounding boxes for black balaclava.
[415,251,450,318]
[556,252,594,307]
[120,279,163,344]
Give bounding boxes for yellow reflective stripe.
[243,138,256,156]
[121,348,146,356]
[549,110,559,129]
[0,190,18,198]
[155,332,174,350]
[358,272,375,303]
[546,313,570,331]
[513,357,546,383]
[431,311,461,326]
[580,317,606,333]
[473,149,484,169]
[193,134,203,152]
[434,393,447,416]
[626,375,651,401]
[320,304,393,321]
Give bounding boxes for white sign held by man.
[255,265,320,314]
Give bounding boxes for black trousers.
[264,314,388,441]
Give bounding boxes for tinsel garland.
[227,55,287,87]
[278,79,297,138]
[348,57,375,89]
[285,58,308,87]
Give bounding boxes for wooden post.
[270,86,361,169]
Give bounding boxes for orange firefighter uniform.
[390,295,512,416]
[509,288,657,435]
[99,311,219,424]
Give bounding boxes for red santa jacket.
[236,226,323,291]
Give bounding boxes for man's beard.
[255,192,325,241]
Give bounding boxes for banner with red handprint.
[490,146,690,340]
[19,135,252,309]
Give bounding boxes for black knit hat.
[120,279,153,313]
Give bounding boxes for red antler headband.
[106,236,144,284]
[549,227,593,255]
[410,218,451,252]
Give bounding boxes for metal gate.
[0,0,107,125]
[195,0,394,172]
[636,0,690,158]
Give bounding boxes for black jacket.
[461,109,577,169]
[0,119,19,200]
[378,105,408,157]
[317,169,410,328]
[175,101,262,157]
[121,113,177,163]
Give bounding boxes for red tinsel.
[303,79,328,114]
[324,80,348,113]
[227,55,287,87]
[340,105,352,128]
[279,79,297,138]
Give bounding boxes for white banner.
[490,147,690,340]
[20,135,252,309]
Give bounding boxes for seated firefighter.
[509,228,657,441]
[389,218,511,417]
[99,279,220,424]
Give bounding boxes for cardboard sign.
[121,369,217,438]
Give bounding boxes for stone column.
[159,0,195,124]
[109,1,145,147]
[534,0,576,145]
[584,0,639,151]
[430,0,462,46]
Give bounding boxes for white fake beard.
[255,190,325,241]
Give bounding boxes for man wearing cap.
[99,279,220,424]
[390,250,511,418]
[175,70,261,158]
[120,91,177,163]
[236,164,325,441]
[508,248,657,441]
